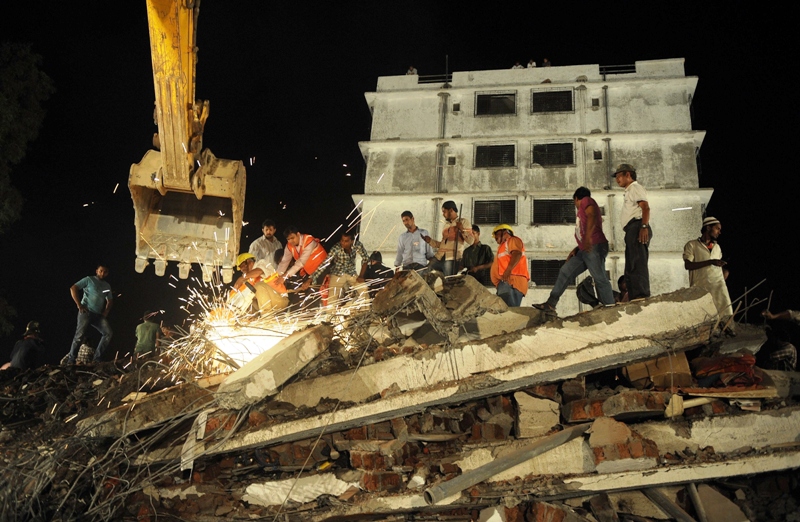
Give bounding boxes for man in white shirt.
[613,164,652,299]
[249,219,282,264]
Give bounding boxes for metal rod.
[686,483,709,522]
[642,487,697,522]
[423,423,590,505]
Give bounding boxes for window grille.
[476,92,516,115]
[475,145,515,168]
[473,199,516,225]
[532,199,575,224]
[530,260,572,286]
[532,142,574,166]
[532,90,573,113]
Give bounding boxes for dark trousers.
[623,219,652,299]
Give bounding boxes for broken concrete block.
[215,324,333,410]
[77,381,213,437]
[242,473,357,506]
[514,392,560,439]
[478,505,507,522]
[589,417,658,474]
[697,484,748,522]
[623,351,693,389]
[443,274,508,324]
[373,270,455,340]
[602,390,671,419]
[607,491,670,519]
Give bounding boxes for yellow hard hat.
[492,224,514,235]
[236,252,255,267]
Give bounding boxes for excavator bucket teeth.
[129,149,246,283]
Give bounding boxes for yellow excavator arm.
[129,0,245,283]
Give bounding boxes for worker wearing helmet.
[4,321,46,371]
[231,252,288,314]
[490,224,529,307]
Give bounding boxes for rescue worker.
[276,226,328,292]
[232,253,289,314]
[490,224,530,307]
[422,200,474,276]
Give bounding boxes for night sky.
[0,2,796,364]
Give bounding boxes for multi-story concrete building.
[353,58,710,313]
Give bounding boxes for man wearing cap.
[683,217,733,323]
[232,252,289,314]
[490,224,529,306]
[613,164,652,299]
[395,211,435,272]
[422,200,474,276]
[66,264,113,364]
[534,187,615,312]
[6,321,45,370]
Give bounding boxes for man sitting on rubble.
[326,231,369,304]
[231,253,289,315]
[683,216,733,330]
[2,321,45,371]
[462,224,494,286]
[490,224,529,307]
[363,251,394,298]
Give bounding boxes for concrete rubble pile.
[1,271,799,521]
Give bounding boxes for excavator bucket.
[129,148,245,283]
[131,0,246,284]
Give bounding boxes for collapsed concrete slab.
[131,288,716,462]
[214,324,333,410]
[76,374,226,438]
[278,287,717,409]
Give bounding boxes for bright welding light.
[204,323,288,367]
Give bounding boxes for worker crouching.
[230,253,289,316]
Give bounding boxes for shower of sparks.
[671,207,692,211]
[324,224,344,243]
[113,183,119,193]
[377,173,385,183]
[346,200,363,220]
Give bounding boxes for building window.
[473,199,516,225]
[452,102,461,113]
[475,92,516,116]
[532,199,575,225]
[447,156,456,166]
[593,150,603,160]
[532,90,573,113]
[591,98,600,108]
[475,144,515,168]
[531,260,573,286]
[532,142,574,166]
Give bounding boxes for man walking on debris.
[134,311,161,356]
[395,210,434,272]
[66,264,113,364]
[422,200,474,276]
[683,216,733,326]
[249,219,282,264]
[534,187,615,312]
[491,224,529,307]
[326,231,369,302]
[462,224,493,286]
[613,163,652,300]
[276,226,328,292]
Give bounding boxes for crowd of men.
[5,164,796,372]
